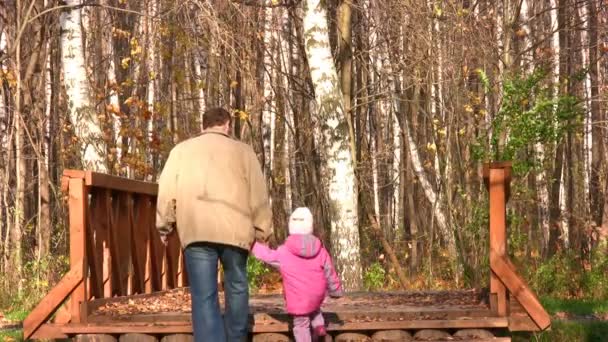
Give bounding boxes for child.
[252,207,343,341]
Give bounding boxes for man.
[156,107,273,342]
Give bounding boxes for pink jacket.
[252,235,343,315]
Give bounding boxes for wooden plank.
[165,233,181,289]
[86,171,158,196]
[149,202,164,292]
[103,190,113,298]
[69,177,88,324]
[124,193,135,295]
[109,192,127,296]
[490,253,551,330]
[489,168,508,317]
[264,317,510,332]
[178,248,188,287]
[59,317,509,334]
[87,190,105,299]
[23,261,84,339]
[30,323,69,340]
[87,307,497,325]
[63,169,87,180]
[132,195,151,294]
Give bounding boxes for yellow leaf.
[121,57,131,69]
[464,104,474,113]
[124,96,135,105]
[458,128,466,136]
[238,110,249,120]
[230,81,239,88]
[426,143,436,152]
[437,128,446,136]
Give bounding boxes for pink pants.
[292,310,326,342]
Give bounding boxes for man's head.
[203,107,232,133]
[288,207,313,235]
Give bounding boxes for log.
[453,329,494,339]
[370,330,412,341]
[367,213,408,289]
[334,333,371,342]
[160,334,193,342]
[412,329,451,341]
[119,333,159,342]
[251,333,291,342]
[73,334,117,342]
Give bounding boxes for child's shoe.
[312,325,327,337]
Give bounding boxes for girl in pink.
[252,207,343,341]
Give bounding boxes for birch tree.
[61,0,106,172]
[303,0,361,289]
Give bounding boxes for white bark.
[550,0,560,88]
[146,0,158,181]
[303,0,361,289]
[262,7,274,178]
[579,4,592,208]
[403,109,456,257]
[194,57,205,132]
[369,2,381,222]
[535,143,550,251]
[372,134,381,219]
[61,0,106,171]
[559,159,569,247]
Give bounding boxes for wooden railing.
[23,165,550,339]
[483,162,551,332]
[24,170,187,339]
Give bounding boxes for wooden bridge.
[23,163,550,341]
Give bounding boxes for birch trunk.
[587,0,605,227]
[38,36,52,261]
[601,179,608,248]
[61,0,105,171]
[262,7,274,177]
[303,0,361,289]
[402,93,456,261]
[12,1,25,290]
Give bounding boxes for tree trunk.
[587,0,604,227]
[302,0,361,289]
[61,0,105,171]
[399,84,457,264]
[12,0,25,290]
[535,143,550,254]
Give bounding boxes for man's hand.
[160,234,169,246]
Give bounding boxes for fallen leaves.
[93,288,488,323]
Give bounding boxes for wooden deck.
[38,288,512,336]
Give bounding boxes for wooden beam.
[58,317,508,335]
[63,169,87,180]
[30,323,69,340]
[23,261,84,340]
[490,252,551,330]
[488,167,508,317]
[85,171,158,196]
[69,177,88,323]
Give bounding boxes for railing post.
[484,162,512,317]
[68,177,88,323]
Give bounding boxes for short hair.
[202,107,232,129]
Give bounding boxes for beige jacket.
[156,128,273,250]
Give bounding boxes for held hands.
[160,234,169,246]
